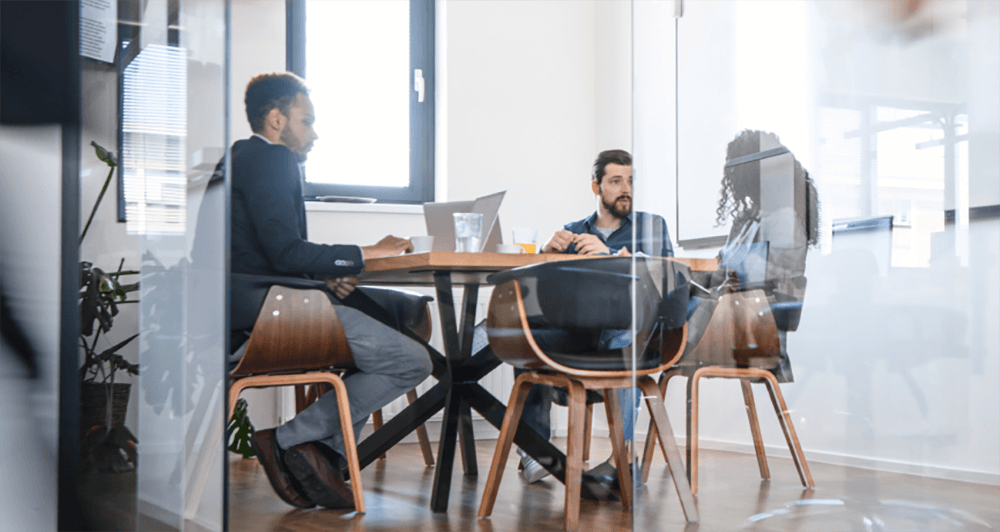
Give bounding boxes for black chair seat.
[771,301,802,331]
[546,349,664,372]
[357,286,433,331]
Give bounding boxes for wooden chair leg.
[564,380,587,531]
[603,389,633,509]
[294,384,308,413]
[372,409,386,460]
[407,389,435,467]
[687,369,705,495]
[641,369,680,483]
[758,370,814,489]
[637,377,698,522]
[478,375,534,519]
[227,380,247,422]
[325,375,366,513]
[740,379,770,480]
[582,403,593,462]
[296,383,332,414]
[228,373,365,512]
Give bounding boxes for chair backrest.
[717,238,807,332]
[230,285,353,377]
[486,257,690,378]
[683,288,781,369]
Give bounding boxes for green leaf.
[91,141,117,168]
[118,282,140,294]
[97,333,140,359]
[227,399,256,459]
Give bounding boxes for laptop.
[423,191,505,252]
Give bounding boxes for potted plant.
[79,141,140,473]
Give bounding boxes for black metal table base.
[354,271,590,513]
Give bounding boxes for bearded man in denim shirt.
[515,149,674,489]
[543,149,673,258]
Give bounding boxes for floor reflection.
[230,438,1000,532]
[743,497,996,532]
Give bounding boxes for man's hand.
[542,230,575,253]
[361,235,413,260]
[572,233,611,255]
[325,275,360,299]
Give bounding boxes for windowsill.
[305,201,424,215]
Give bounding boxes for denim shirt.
[562,211,674,257]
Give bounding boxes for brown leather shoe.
[250,429,314,508]
[284,443,355,509]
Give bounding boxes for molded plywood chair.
[640,129,818,495]
[640,242,814,494]
[294,290,436,466]
[477,257,698,531]
[228,275,366,512]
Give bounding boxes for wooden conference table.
[353,251,715,513]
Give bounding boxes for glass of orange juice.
[512,227,538,254]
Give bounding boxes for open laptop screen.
[423,191,505,252]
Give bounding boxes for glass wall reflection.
[634,0,998,530]
[77,0,228,530]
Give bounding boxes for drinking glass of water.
[453,213,483,252]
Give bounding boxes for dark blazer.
[228,136,363,277]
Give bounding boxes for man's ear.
[265,107,285,132]
[591,180,601,196]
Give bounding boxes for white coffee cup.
[496,243,525,254]
[411,235,434,253]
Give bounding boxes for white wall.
[230,0,286,145]
[444,0,597,245]
[230,0,288,429]
[594,0,633,154]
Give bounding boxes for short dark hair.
[592,149,632,185]
[244,72,309,133]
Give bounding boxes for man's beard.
[602,195,632,219]
[280,127,311,161]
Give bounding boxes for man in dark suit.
[231,72,432,509]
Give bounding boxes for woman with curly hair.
[682,129,820,383]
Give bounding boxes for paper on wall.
[80,0,117,64]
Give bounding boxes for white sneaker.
[517,449,551,483]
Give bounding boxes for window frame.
[286,0,435,204]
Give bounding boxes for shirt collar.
[585,211,633,232]
[252,133,274,145]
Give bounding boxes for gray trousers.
[274,304,433,458]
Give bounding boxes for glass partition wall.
[632,1,998,530]
[77,0,228,529]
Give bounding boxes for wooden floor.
[229,437,1000,532]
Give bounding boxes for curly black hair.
[715,130,820,247]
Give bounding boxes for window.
[116,0,187,232]
[817,96,970,224]
[287,0,434,204]
[120,44,188,235]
